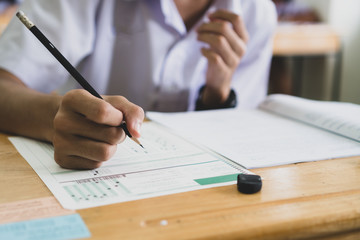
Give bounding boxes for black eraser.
[237,174,262,194]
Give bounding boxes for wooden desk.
[273,24,340,56]
[271,24,342,101]
[1,132,360,239]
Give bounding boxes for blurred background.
[1,0,359,104]
[270,0,360,104]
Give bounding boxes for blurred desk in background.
[271,24,342,100]
[273,24,340,55]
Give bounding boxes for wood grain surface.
[1,133,360,239]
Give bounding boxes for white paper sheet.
[146,108,360,169]
[9,122,251,210]
[259,94,360,141]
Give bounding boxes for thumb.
[104,96,145,138]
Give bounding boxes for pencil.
[16,11,144,148]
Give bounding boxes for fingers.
[201,48,227,74]
[198,31,240,68]
[197,20,246,59]
[208,9,249,43]
[197,9,248,71]
[61,90,124,126]
[106,95,145,139]
[196,10,248,108]
[53,89,144,169]
[53,133,118,170]
[54,110,126,145]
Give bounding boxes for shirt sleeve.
[231,0,277,109]
[0,0,99,93]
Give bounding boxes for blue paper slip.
[0,214,90,240]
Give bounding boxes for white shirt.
[0,0,277,112]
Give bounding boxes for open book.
[259,94,360,142]
[147,94,360,169]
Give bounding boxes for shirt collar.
[160,0,187,36]
[159,0,242,36]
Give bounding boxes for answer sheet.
[147,109,360,169]
[9,122,250,210]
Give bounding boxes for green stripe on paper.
[194,174,238,185]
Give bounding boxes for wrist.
[195,85,237,110]
[202,86,230,105]
[44,93,62,142]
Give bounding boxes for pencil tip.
[140,144,145,149]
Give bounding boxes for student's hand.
[197,9,249,106]
[53,89,144,170]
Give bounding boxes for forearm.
[0,70,61,142]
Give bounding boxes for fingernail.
[135,122,142,134]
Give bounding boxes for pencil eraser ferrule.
[16,11,34,29]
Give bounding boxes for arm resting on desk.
[0,69,144,170]
[0,69,60,141]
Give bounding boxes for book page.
[147,108,360,169]
[9,122,250,210]
[259,94,360,142]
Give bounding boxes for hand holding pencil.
[53,90,144,169]
[16,11,144,169]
